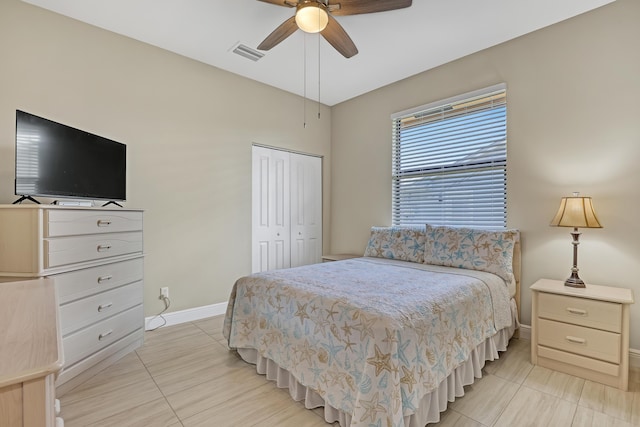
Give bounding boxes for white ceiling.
[23,0,614,106]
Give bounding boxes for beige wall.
[0,0,332,316]
[330,0,640,348]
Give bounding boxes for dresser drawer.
[45,210,142,237]
[54,258,143,304]
[63,305,142,367]
[59,281,143,336]
[538,292,622,332]
[45,232,143,268]
[537,318,620,363]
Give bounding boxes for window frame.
[390,84,507,229]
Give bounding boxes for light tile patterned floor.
[59,316,640,426]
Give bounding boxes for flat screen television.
[15,110,126,204]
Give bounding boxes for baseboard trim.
[518,324,531,341]
[630,349,640,369]
[145,301,228,330]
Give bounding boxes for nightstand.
[321,254,361,262]
[531,278,634,390]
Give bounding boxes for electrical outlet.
[160,287,169,299]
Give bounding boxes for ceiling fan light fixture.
[295,3,328,33]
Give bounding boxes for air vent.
[232,43,265,62]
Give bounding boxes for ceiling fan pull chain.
[318,31,321,120]
[303,34,306,128]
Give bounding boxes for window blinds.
[391,85,507,228]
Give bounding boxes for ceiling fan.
[256,0,412,58]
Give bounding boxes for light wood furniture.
[531,278,634,390]
[0,205,144,396]
[0,278,63,427]
[321,253,361,262]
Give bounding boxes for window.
[391,84,507,228]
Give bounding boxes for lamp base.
[564,276,586,288]
[565,228,586,288]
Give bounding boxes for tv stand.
[12,195,41,204]
[102,201,123,208]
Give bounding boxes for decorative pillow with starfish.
[363,226,426,263]
[424,224,519,283]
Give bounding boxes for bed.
[224,225,521,426]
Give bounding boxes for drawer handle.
[97,245,112,252]
[565,336,586,345]
[98,303,113,312]
[97,220,112,227]
[97,275,113,284]
[98,330,113,341]
[566,307,587,316]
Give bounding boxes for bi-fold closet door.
[252,145,322,273]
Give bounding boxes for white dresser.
[531,278,634,391]
[0,205,144,395]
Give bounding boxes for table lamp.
[550,192,602,287]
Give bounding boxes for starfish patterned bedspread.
[223,257,512,427]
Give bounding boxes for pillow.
[424,224,519,282]
[363,226,426,263]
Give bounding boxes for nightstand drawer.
[538,292,621,332]
[537,346,619,377]
[538,318,620,363]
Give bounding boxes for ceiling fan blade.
[257,0,296,7]
[330,0,412,16]
[321,14,358,58]
[257,16,299,51]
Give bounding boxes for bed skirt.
[236,299,519,427]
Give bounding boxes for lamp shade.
[295,4,328,33]
[550,195,602,228]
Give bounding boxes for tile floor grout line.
[135,340,188,426]
[488,380,522,426]
[137,320,236,426]
[59,352,163,424]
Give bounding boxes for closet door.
[251,146,290,273]
[290,153,322,267]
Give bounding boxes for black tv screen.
[15,110,126,202]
